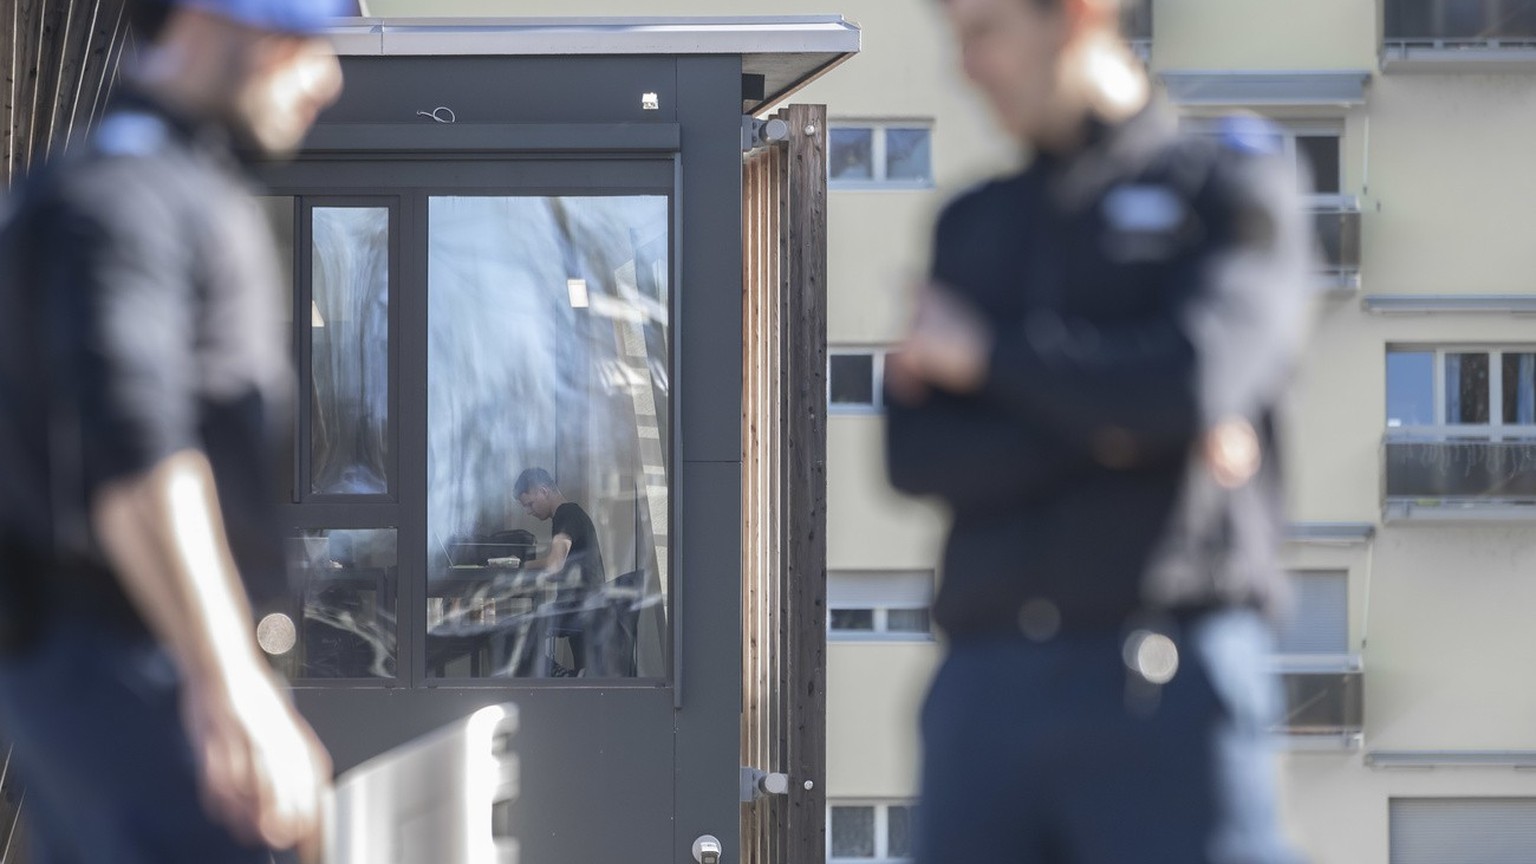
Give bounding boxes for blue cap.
[175,0,351,35]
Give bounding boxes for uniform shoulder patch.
[1217,113,1283,157]
[92,112,170,158]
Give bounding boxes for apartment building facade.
[353,1,1536,861]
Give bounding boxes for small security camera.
[693,834,723,864]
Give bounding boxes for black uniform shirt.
[0,90,291,633]
[551,502,606,592]
[886,106,1313,638]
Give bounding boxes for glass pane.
[830,806,876,858]
[887,806,914,859]
[427,196,669,680]
[1296,135,1341,196]
[829,354,876,406]
[1503,353,1536,426]
[830,608,876,631]
[311,207,390,495]
[885,128,932,183]
[886,608,931,634]
[1386,351,1435,428]
[829,128,875,181]
[258,197,296,501]
[1445,352,1491,425]
[278,528,397,679]
[1442,0,1490,37]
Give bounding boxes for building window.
[1183,119,1342,197]
[1275,570,1349,658]
[829,802,916,863]
[1390,798,1536,864]
[1387,347,1536,435]
[828,571,934,641]
[829,349,887,412]
[829,122,934,189]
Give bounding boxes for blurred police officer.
[0,1,345,861]
[885,0,1312,861]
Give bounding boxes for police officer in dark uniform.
[0,1,344,861]
[886,0,1312,861]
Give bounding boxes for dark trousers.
[0,615,291,864]
[915,609,1303,864]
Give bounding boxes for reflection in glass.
[1503,353,1536,426]
[312,207,390,495]
[830,608,876,632]
[829,128,874,181]
[830,807,876,858]
[829,354,875,406]
[886,608,931,634]
[426,196,669,679]
[887,806,914,859]
[885,128,932,183]
[1386,351,1434,428]
[280,528,397,679]
[1445,352,1490,425]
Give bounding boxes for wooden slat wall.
[2,0,130,188]
[741,104,829,864]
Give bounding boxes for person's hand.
[1204,418,1261,488]
[180,659,332,856]
[887,284,993,404]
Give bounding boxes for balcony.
[1384,435,1536,518]
[1383,0,1536,71]
[1311,197,1362,294]
[1273,657,1364,746]
[1120,0,1152,61]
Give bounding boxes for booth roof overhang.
[327,16,862,115]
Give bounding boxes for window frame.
[1387,345,1536,440]
[1270,569,1355,673]
[827,570,935,643]
[827,801,916,864]
[828,347,888,414]
[1180,117,1345,201]
[827,120,936,191]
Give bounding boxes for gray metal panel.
[1160,70,1372,106]
[1285,522,1376,544]
[673,459,745,864]
[324,18,860,113]
[329,16,859,57]
[294,687,674,863]
[1364,294,1536,314]
[1390,798,1536,864]
[321,56,680,125]
[303,123,681,154]
[1370,752,1536,768]
[676,56,746,465]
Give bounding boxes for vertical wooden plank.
[2,0,17,185]
[9,0,39,182]
[782,103,828,864]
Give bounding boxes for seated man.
[514,468,607,676]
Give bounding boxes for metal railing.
[1276,666,1364,736]
[1311,197,1362,293]
[1385,0,1536,48]
[1384,435,1536,503]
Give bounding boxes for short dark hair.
[514,468,556,498]
[126,0,175,44]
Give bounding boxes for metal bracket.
[741,115,791,152]
[740,766,791,803]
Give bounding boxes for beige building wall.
[361,3,1536,861]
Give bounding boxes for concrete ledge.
[1367,751,1536,769]
[1362,294,1536,315]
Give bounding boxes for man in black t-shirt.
[514,468,607,674]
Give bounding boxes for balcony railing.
[1120,0,1152,58]
[1311,197,1362,293]
[1384,0,1536,68]
[1274,659,1363,739]
[1384,435,1536,505]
